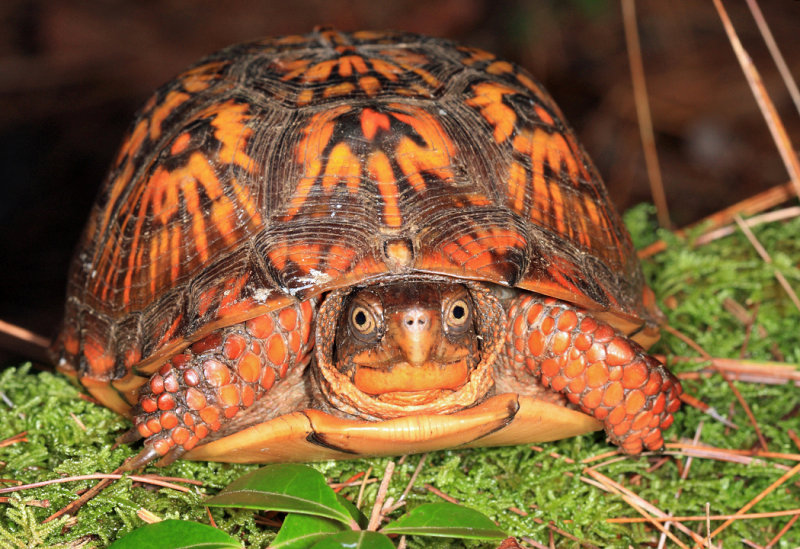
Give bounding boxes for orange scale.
[219,384,241,407]
[585,343,606,363]
[631,410,652,430]
[224,405,240,419]
[550,375,567,392]
[280,362,289,378]
[153,438,171,456]
[278,307,298,331]
[146,418,162,433]
[514,337,525,353]
[660,415,674,429]
[137,423,152,438]
[141,397,158,413]
[642,373,663,396]
[160,411,179,430]
[550,332,570,356]
[203,359,231,387]
[194,424,209,439]
[266,334,287,367]
[606,339,634,366]
[512,315,526,337]
[246,314,274,339]
[540,358,560,378]
[157,393,176,411]
[651,393,666,415]
[527,331,546,357]
[150,375,165,395]
[624,389,646,415]
[573,333,592,352]
[593,325,615,343]
[171,353,190,368]
[183,435,199,451]
[183,412,195,427]
[667,395,681,413]
[643,430,663,449]
[223,334,247,360]
[525,303,543,325]
[579,317,598,334]
[602,382,624,407]
[183,369,200,386]
[199,406,219,425]
[241,385,256,407]
[288,332,301,354]
[582,388,603,409]
[607,405,626,425]
[612,419,631,436]
[564,357,585,378]
[586,362,609,388]
[158,363,171,376]
[568,377,585,394]
[260,367,276,390]
[621,439,642,453]
[648,415,661,429]
[186,388,207,410]
[540,316,555,335]
[556,310,578,331]
[236,353,261,383]
[607,365,622,381]
[163,373,179,393]
[172,426,191,445]
[593,406,609,420]
[621,362,648,389]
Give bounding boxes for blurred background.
[1,0,798,365]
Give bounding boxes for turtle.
[52,29,682,468]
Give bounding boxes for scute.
[53,29,656,406]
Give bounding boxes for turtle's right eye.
[348,302,382,342]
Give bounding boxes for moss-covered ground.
[1,205,799,547]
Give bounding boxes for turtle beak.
[388,307,440,366]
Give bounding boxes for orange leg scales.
[504,295,682,453]
[126,300,313,468]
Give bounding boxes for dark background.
[1,0,798,365]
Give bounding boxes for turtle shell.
[53,29,661,420]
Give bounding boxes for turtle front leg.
[123,300,314,468]
[504,295,682,454]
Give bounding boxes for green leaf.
[308,531,395,549]
[270,514,347,549]
[205,464,354,526]
[108,520,242,548]
[380,502,506,540]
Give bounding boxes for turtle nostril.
[403,311,428,329]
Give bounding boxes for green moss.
[2,205,799,547]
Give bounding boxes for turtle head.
[334,283,479,397]
[313,280,501,419]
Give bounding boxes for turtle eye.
[349,303,381,342]
[444,297,472,334]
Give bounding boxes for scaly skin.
[504,294,682,453]
[125,300,313,467]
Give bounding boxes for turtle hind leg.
[503,294,682,454]
[124,300,313,468]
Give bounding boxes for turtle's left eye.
[444,297,472,334]
[348,301,382,343]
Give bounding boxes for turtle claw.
[121,446,161,471]
[116,427,144,445]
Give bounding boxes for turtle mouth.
[352,358,471,395]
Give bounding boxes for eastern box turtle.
[52,29,682,467]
